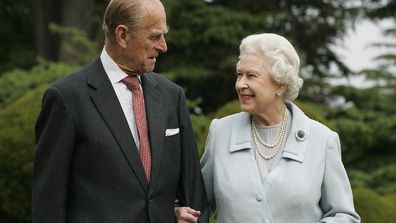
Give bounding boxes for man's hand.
[175,206,201,223]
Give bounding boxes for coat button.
[264,220,270,223]
[256,194,263,201]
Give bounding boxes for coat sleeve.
[176,87,209,223]
[32,86,75,223]
[200,119,218,217]
[319,131,361,223]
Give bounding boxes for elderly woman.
[176,33,360,223]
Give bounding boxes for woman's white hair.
[239,33,303,101]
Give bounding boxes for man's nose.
[157,36,167,53]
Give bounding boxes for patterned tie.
[122,76,152,182]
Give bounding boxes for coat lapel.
[282,102,311,163]
[87,58,149,192]
[141,73,165,191]
[228,103,311,163]
[230,112,253,152]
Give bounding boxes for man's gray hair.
[102,0,146,42]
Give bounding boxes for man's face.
[123,2,168,74]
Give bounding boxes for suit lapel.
[141,74,165,191]
[87,58,149,192]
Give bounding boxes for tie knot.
[122,76,140,92]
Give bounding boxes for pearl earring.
[276,91,282,97]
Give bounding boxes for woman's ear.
[114,24,129,49]
[278,84,287,95]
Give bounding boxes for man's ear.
[115,24,129,49]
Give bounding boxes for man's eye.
[149,35,161,41]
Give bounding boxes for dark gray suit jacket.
[32,58,209,223]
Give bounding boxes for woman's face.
[235,54,282,115]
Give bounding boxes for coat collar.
[282,102,310,162]
[229,102,311,163]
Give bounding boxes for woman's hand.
[175,206,201,223]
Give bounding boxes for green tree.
[0,22,97,222]
[0,85,47,222]
[159,0,360,113]
[0,0,36,73]
[353,187,396,222]
[0,61,77,222]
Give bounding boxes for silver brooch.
[295,130,306,141]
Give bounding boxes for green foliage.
[190,114,212,156]
[210,217,217,223]
[159,0,361,113]
[0,0,36,73]
[332,117,373,162]
[349,163,396,195]
[368,165,396,194]
[49,23,98,66]
[353,187,396,222]
[0,85,48,222]
[0,61,77,222]
[328,85,396,163]
[363,26,396,89]
[0,62,79,108]
[160,0,258,112]
[293,100,334,129]
[187,97,212,155]
[213,100,240,119]
[365,0,396,19]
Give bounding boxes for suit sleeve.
[319,131,361,223]
[176,87,209,223]
[32,86,75,223]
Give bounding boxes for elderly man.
[32,0,208,222]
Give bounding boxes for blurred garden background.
[0,0,396,222]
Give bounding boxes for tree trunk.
[58,0,95,63]
[31,0,95,63]
[31,0,61,61]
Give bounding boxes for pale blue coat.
[201,102,360,223]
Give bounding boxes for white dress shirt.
[100,48,141,147]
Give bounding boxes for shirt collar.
[100,48,141,84]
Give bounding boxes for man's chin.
[143,66,155,73]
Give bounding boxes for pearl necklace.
[251,107,289,160]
